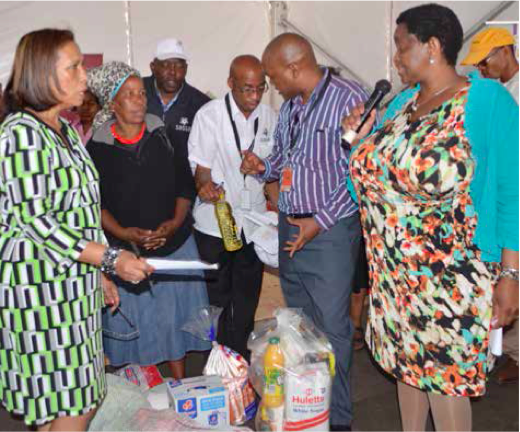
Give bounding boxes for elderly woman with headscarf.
[86,61,210,379]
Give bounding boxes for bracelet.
[100,246,122,276]
[499,267,519,281]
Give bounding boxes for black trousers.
[194,230,263,361]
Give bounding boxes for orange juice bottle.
[263,336,284,408]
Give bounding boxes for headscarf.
[87,61,141,131]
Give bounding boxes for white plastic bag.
[244,211,279,268]
[182,306,258,425]
[247,308,334,432]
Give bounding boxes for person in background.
[351,238,369,351]
[328,65,371,352]
[61,89,101,144]
[0,29,151,431]
[188,55,277,361]
[462,29,519,384]
[241,33,369,431]
[144,38,210,153]
[76,89,101,142]
[344,4,519,430]
[87,61,210,380]
[462,27,519,101]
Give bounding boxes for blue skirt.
[103,235,211,365]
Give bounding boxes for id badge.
[281,166,293,192]
[240,188,252,210]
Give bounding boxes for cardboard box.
[166,375,230,428]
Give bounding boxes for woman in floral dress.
[344,4,518,431]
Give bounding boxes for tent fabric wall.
[279,2,391,87]
[130,1,271,97]
[0,1,272,98]
[0,1,518,105]
[0,2,129,84]
[276,1,518,104]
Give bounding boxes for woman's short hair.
[396,3,463,66]
[5,28,75,112]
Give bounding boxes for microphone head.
[375,79,392,95]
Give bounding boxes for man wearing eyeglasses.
[462,27,519,103]
[188,55,277,360]
[144,38,210,152]
[462,27,519,385]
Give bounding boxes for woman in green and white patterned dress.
[0,29,153,431]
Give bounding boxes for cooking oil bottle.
[214,191,243,251]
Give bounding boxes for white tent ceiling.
[0,1,518,108]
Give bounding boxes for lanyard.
[225,94,259,183]
[225,94,259,158]
[288,71,332,157]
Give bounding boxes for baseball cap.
[461,27,516,66]
[155,38,189,62]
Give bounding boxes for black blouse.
[88,126,196,256]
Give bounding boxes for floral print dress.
[350,86,498,397]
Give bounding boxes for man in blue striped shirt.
[241,33,369,430]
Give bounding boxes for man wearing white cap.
[144,38,210,152]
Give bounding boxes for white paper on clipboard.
[146,259,219,271]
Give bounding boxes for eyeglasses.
[236,82,269,96]
[477,48,501,69]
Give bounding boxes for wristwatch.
[499,267,519,281]
[101,246,122,276]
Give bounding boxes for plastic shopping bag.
[182,306,258,425]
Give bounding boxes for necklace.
[411,83,456,112]
[110,123,145,144]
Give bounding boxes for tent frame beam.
[274,0,516,97]
[463,1,516,43]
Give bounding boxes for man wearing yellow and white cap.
[463,27,519,385]
[462,27,518,103]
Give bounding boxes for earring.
[429,57,435,65]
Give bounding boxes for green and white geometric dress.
[0,111,107,426]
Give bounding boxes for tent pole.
[463,1,515,43]
[124,0,134,67]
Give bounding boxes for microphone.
[342,79,392,146]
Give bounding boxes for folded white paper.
[146,259,218,271]
[489,328,503,356]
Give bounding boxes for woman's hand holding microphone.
[342,79,391,147]
[341,104,378,148]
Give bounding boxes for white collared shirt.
[188,92,277,242]
[505,71,519,103]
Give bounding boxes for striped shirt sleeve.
[261,107,285,182]
[315,87,368,230]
